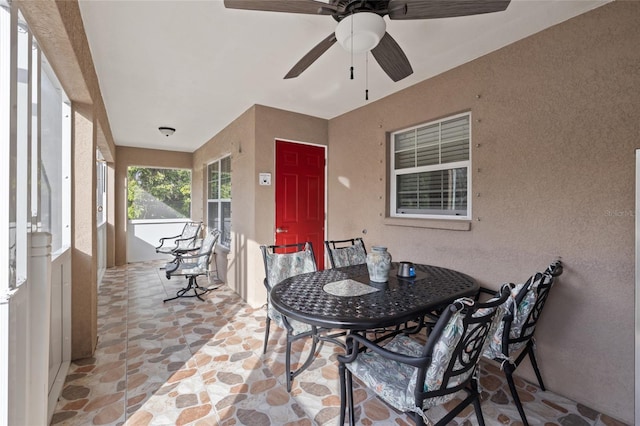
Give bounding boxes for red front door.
[275,140,325,269]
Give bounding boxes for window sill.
[383,217,472,231]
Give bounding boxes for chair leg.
[433,388,476,426]
[338,363,347,425]
[346,369,355,426]
[472,388,486,426]
[284,332,318,392]
[163,276,205,302]
[505,368,530,426]
[263,317,271,355]
[285,334,293,392]
[527,343,546,391]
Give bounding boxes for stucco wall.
[327,2,637,421]
[114,146,193,265]
[192,105,328,307]
[192,107,256,304]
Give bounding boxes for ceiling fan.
[223,0,511,82]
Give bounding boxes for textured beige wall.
[192,107,256,303]
[114,147,193,265]
[192,105,328,307]
[328,2,637,421]
[253,105,329,305]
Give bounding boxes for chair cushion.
[331,244,367,268]
[483,274,546,361]
[264,248,316,335]
[267,303,313,336]
[167,263,208,278]
[346,309,469,417]
[345,334,423,414]
[265,249,316,288]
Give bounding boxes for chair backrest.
[511,260,563,344]
[176,222,202,251]
[324,237,367,268]
[412,285,511,402]
[260,242,317,290]
[484,260,563,360]
[195,228,220,270]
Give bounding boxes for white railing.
[127,219,191,263]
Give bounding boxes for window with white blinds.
[391,113,471,219]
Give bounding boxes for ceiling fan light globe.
[335,12,386,54]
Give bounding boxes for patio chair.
[324,237,367,268]
[163,228,220,302]
[338,284,511,426]
[155,221,202,255]
[260,242,319,391]
[479,260,563,426]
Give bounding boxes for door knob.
[276,227,288,233]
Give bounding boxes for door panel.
[275,141,325,269]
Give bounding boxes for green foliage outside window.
[127,167,191,219]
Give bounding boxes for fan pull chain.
[365,51,369,100]
[350,12,354,80]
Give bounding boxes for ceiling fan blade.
[285,33,337,79]
[388,0,510,20]
[371,32,413,82]
[224,0,335,15]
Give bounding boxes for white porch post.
[29,232,51,426]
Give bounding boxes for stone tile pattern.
[50,262,628,426]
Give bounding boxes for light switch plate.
[259,173,271,186]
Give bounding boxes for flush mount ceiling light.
[335,12,386,54]
[158,126,176,137]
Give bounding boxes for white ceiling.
[78,0,609,153]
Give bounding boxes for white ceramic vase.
[366,246,392,282]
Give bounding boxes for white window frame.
[390,112,472,221]
[96,153,107,227]
[206,155,231,248]
[1,0,12,295]
[38,54,71,256]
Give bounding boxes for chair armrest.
[165,250,211,279]
[338,332,431,368]
[174,235,197,244]
[172,240,202,255]
[475,284,512,301]
[157,234,181,244]
[174,250,211,263]
[155,234,182,250]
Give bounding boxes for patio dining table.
[270,262,478,331]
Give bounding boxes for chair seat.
[346,334,460,416]
[167,263,208,277]
[267,303,313,335]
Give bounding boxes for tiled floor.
[51,262,627,426]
